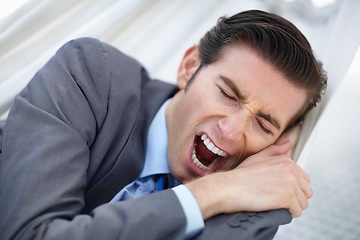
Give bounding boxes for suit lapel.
[82,79,177,213]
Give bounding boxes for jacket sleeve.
[193,209,292,240]
[0,38,187,240]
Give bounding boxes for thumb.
[238,140,292,168]
[263,140,292,157]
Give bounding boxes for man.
[0,10,326,240]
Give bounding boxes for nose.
[217,110,247,143]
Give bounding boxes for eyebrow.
[257,111,281,130]
[219,75,281,130]
[219,75,246,101]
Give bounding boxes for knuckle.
[281,187,295,202]
[279,159,297,173]
[283,174,297,187]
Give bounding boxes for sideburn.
[184,64,206,92]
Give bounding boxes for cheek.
[244,135,278,158]
[181,90,215,124]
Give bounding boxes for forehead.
[209,44,307,129]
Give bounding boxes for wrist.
[185,173,225,220]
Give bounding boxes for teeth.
[192,144,217,171]
[191,134,229,171]
[201,134,228,157]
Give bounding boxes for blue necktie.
[113,174,179,202]
[156,174,179,191]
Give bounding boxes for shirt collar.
[139,99,171,177]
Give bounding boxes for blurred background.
[1,0,359,239]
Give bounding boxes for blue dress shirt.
[111,99,204,239]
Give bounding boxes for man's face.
[165,44,307,182]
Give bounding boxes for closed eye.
[257,119,272,135]
[219,87,237,101]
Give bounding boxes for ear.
[177,46,201,90]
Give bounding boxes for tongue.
[195,136,217,167]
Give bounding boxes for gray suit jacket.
[0,38,292,240]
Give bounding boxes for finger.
[290,164,312,199]
[239,146,292,169]
[264,140,292,157]
[298,166,311,183]
[296,183,310,210]
[275,125,301,158]
[288,194,304,218]
[298,173,313,199]
[288,184,308,218]
[291,167,312,209]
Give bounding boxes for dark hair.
[195,10,327,127]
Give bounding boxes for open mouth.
[191,134,228,172]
